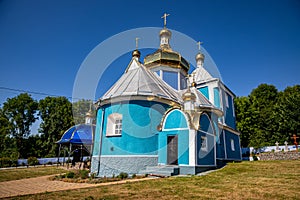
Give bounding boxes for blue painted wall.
[92,100,169,156]
[216,130,226,159]
[158,130,189,165]
[197,114,216,165]
[159,110,189,165]
[163,109,188,129]
[225,94,236,129]
[224,130,241,160]
[197,131,215,165]
[222,91,236,129]
[199,86,209,99]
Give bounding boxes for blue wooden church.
[91,19,241,177]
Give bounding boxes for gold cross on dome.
[197,41,203,51]
[135,37,140,49]
[161,13,170,27]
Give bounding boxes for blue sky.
[0,0,300,106]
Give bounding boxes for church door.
[167,135,178,165]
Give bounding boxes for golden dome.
[144,49,190,72]
[159,28,171,37]
[132,49,141,58]
[182,89,196,101]
[195,52,205,61]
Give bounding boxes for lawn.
[5,160,300,200]
[0,166,67,182]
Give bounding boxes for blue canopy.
[57,124,95,145]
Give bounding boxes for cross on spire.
[161,13,170,27]
[135,37,140,49]
[197,41,203,51]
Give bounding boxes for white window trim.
[225,92,229,108]
[232,97,235,117]
[106,113,122,137]
[231,139,235,151]
[201,136,208,152]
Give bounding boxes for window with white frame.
[225,92,229,108]
[231,139,235,151]
[201,136,208,151]
[106,113,122,136]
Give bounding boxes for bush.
[117,172,128,179]
[0,157,11,168]
[66,171,75,178]
[27,157,39,166]
[253,155,258,161]
[79,170,89,179]
[90,172,96,179]
[0,157,18,168]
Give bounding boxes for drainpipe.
[97,108,105,176]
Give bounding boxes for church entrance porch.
[167,135,178,165]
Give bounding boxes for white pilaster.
[189,129,197,166]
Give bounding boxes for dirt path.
[0,175,153,198]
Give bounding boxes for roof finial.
[161,13,170,27]
[135,37,140,49]
[197,41,203,52]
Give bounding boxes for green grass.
[0,166,67,182]
[4,160,300,199]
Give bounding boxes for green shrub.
[66,171,75,178]
[27,157,39,166]
[253,155,258,161]
[117,172,128,179]
[79,170,89,179]
[132,174,136,178]
[0,157,11,168]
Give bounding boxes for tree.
[38,97,74,157]
[234,96,255,147]
[72,99,95,125]
[0,107,16,157]
[2,93,38,158]
[248,84,279,148]
[276,85,300,143]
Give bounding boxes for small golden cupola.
[143,13,190,91]
[159,13,172,50]
[182,88,196,111]
[132,37,141,60]
[85,104,94,125]
[195,41,205,68]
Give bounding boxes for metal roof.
[192,67,213,83]
[101,58,182,104]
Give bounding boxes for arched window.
[106,113,122,136]
[200,113,215,135]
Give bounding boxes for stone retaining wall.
[259,151,300,161]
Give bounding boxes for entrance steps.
[139,165,179,177]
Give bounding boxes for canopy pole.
[80,144,83,169]
[90,124,95,170]
[68,143,72,169]
[57,144,61,167]
[63,147,66,166]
